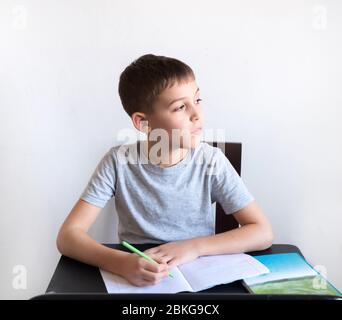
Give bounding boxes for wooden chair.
[205,142,242,234]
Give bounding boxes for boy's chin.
[181,137,202,150]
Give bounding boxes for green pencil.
[121,240,174,278]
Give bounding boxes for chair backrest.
[205,142,242,233]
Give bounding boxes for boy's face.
[139,78,203,150]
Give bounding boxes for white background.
[0,0,341,299]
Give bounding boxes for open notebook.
[100,253,269,293]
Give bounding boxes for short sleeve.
[210,148,254,214]
[80,148,117,208]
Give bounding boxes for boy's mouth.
[191,127,203,135]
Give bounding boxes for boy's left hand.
[143,239,200,269]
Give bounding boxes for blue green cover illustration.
[243,253,342,296]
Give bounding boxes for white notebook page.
[179,253,270,292]
[100,266,192,294]
[100,253,269,293]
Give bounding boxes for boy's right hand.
[118,253,170,287]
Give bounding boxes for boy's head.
[118,54,203,150]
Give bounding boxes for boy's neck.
[141,140,189,168]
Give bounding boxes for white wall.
[1,0,341,299]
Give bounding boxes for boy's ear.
[131,112,150,134]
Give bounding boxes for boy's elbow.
[56,227,67,255]
[260,226,274,250]
[56,231,63,254]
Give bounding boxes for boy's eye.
[174,99,202,112]
[174,105,185,112]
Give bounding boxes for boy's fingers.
[153,255,171,264]
[140,268,169,282]
[144,246,160,255]
[142,260,168,273]
[167,258,179,269]
[147,252,166,263]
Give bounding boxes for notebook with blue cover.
[242,253,342,296]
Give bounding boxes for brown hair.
[118,54,195,117]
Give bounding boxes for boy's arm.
[144,200,274,269]
[57,199,170,286]
[56,199,129,275]
[193,200,274,256]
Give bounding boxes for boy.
[57,54,273,287]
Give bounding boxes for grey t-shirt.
[80,141,254,244]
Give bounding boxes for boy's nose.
[190,109,201,122]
